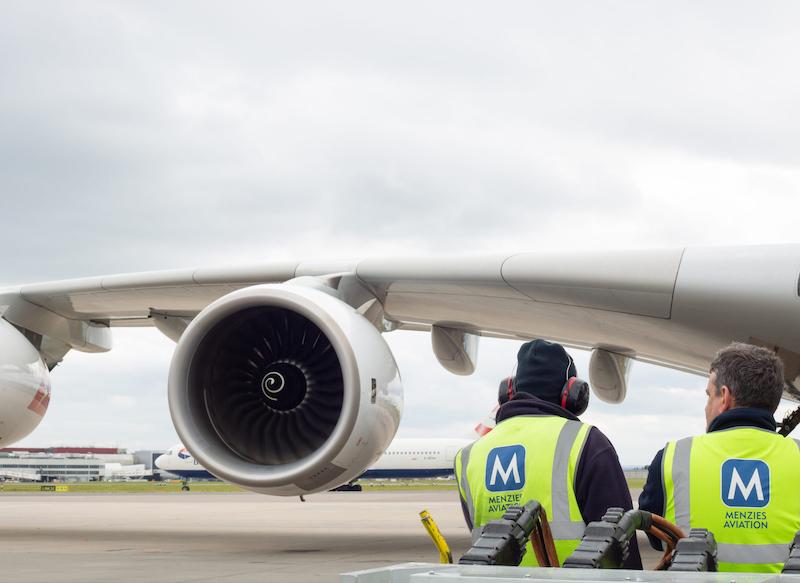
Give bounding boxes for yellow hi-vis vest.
[663,427,800,573]
[455,415,591,566]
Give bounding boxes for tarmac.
[0,488,658,583]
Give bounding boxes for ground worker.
[639,342,799,572]
[455,339,641,568]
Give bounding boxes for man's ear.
[720,385,735,411]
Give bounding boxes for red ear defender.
[498,376,516,405]
[560,377,590,416]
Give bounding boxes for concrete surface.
[0,489,660,583]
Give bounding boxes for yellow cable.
[419,510,453,564]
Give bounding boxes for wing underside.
[1,245,799,392]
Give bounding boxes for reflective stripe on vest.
[550,419,589,539]
[455,443,478,540]
[456,416,590,566]
[663,428,800,573]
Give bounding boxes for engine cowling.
[0,318,51,447]
[168,282,403,495]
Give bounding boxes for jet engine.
[168,282,403,495]
[0,318,52,447]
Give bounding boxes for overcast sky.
[2,2,799,465]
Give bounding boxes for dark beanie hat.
[514,339,576,403]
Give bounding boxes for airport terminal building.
[0,447,157,482]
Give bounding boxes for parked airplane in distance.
[156,437,474,482]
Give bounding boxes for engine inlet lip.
[167,284,360,488]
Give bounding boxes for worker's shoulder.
[579,424,624,462]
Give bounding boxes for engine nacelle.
[0,319,51,447]
[168,282,403,495]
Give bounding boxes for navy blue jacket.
[638,407,777,550]
[459,393,642,569]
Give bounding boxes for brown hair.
[710,342,785,412]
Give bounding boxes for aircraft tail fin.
[474,404,499,436]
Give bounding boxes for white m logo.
[727,467,764,502]
[490,452,520,486]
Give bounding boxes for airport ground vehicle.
[343,502,800,582]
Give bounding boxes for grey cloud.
[0,1,690,283]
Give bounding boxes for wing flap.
[356,255,527,299]
[502,248,684,318]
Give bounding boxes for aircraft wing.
[1,245,799,395]
[2,244,799,494]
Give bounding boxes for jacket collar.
[495,392,579,423]
[707,407,777,433]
